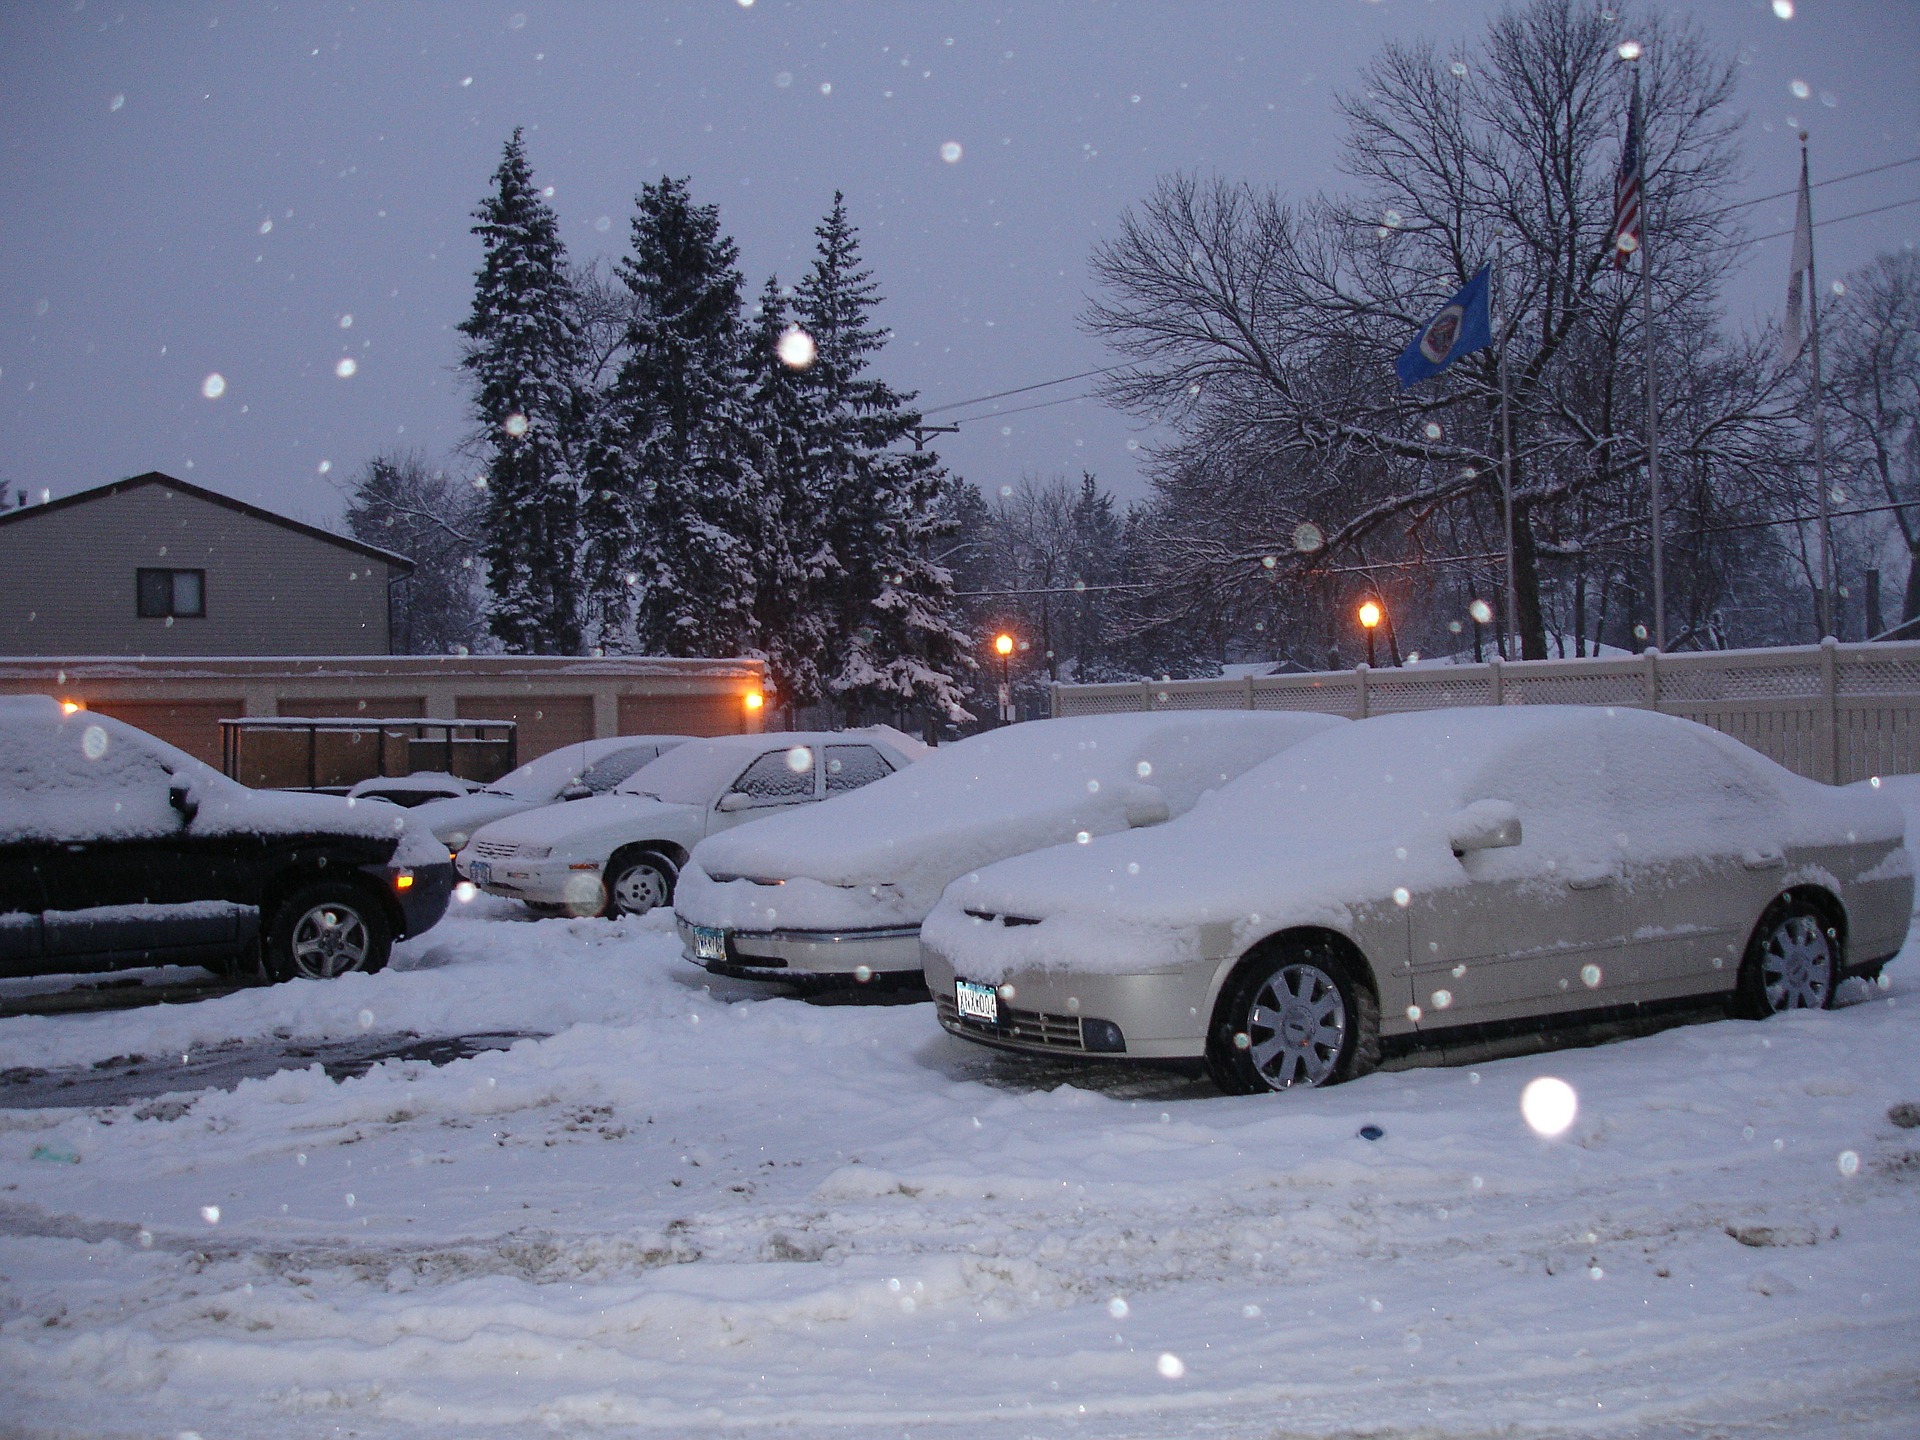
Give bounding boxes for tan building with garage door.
[0,654,768,769]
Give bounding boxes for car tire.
[1207,937,1380,1095]
[1735,895,1839,1018]
[604,852,676,919]
[264,880,392,982]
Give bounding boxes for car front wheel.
[1737,897,1838,1017]
[1207,938,1380,1095]
[604,853,675,918]
[265,881,392,982]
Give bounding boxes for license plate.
[692,926,728,962]
[470,861,492,886]
[955,979,999,1024]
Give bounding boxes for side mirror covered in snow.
[559,783,593,801]
[716,791,754,813]
[1448,799,1521,857]
[168,783,199,826]
[1121,783,1171,828]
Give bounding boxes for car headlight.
[443,831,470,851]
[519,845,552,860]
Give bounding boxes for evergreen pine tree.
[742,276,834,712]
[459,129,584,655]
[798,194,973,724]
[582,177,754,656]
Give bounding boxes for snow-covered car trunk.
[923,706,1913,1082]
[673,711,1343,984]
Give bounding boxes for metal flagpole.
[1495,243,1519,659]
[1802,133,1835,637]
[1635,71,1665,652]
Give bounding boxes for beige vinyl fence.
[1051,639,1920,786]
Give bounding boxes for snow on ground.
[2,876,1919,1434]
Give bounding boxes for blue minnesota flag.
[1394,265,1493,389]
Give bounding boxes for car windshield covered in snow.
[486,737,682,801]
[614,738,790,807]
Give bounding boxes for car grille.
[936,994,1085,1051]
[469,839,521,860]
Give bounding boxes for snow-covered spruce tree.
[581,177,754,656]
[742,276,834,713]
[459,129,585,655]
[797,194,973,725]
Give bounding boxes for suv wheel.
[265,880,392,982]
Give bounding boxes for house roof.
[0,471,415,574]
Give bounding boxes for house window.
[136,568,206,619]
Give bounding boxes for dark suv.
[0,696,455,982]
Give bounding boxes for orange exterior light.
[393,871,415,891]
[61,700,84,714]
[1358,601,1382,630]
[743,691,765,712]
[994,633,1015,657]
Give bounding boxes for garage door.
[456,694,593,762]
[87,699,240,767]
[618,693,748,738]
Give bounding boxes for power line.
[914,154,1920,432]
[921,365,1127,417]
[1700,152,1920,221]
[945,390,1101,427]
[1733,193,1920,247]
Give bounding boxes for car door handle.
[1566,868,1619,890]
[1741,848,1785,871]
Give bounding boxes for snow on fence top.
[1051,638,1920,786]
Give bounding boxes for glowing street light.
[993,632,1015,725]
[1357,600,1382,668]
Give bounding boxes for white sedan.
[674,710,1343,988]
[922,706,1913,1091]
[456,729,922,918]
[408,735,689,854]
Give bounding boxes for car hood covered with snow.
[921,705,1908,984]
[677,710,1344,933]
[463,791,702,856]
[407,790,544,849]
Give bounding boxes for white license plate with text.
[955,979,999,1024]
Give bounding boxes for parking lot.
[1,891,1916,1440]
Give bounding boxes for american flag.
[1612,71,1643,270]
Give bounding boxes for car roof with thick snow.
[486,735,690,800]
[613,728,918,805]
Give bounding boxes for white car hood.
[408,791,536,845]
[469,792,702,853]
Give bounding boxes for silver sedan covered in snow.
[674,710,1344,987]
[923,706,1912,1091]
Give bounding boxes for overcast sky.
[2,0,1915,531]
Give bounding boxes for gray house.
[0,471,412,657]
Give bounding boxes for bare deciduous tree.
[1086,0,1800,660]
[342,451,486,655]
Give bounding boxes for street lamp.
[994,632,1015,725]
[1357,600,1382,668]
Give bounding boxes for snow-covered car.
[0,695,455,982]
[674,710,1345,988]
[407,735,690,853]
[345,771,485,809]
[457,729,924,918]
[923,706,1913,1092]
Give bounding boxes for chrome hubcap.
[1245,962,1347,1088]
[612,864,669,916]
[290,904,371,979]
[1761,914,1832,1011]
